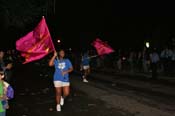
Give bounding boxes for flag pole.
[42,16,58,60]
[42,16,56,50]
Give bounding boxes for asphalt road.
[5,63,175,116]
[6,63,123,116]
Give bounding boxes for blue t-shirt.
[54,59,72,82]
[82,55,90,66]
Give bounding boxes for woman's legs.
[55,87,62,104]
[84,69,88,77]
[59,86,70,106]
[55,87,62,111]
[87,68,90,75]
[83,68,90,82]
[83,69,88,82]
[63,86,70,98]
[55,84,70,111]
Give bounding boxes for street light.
[145,42,150,48]
[57,39,61,43]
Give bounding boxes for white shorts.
[54,81,70,88]
[83,65,90,70]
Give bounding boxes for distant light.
[57,39,61,43]
[122,57,126,60]
[145,42,150,48]
[69,48,72,51]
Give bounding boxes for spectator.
[150,48,160,79]
[137,51,143,72]
[128,52,134,73]
[160,47,173,75]
[0,51,13,83]
[142,47,149,73]
[0,68,14,116]
[171,48,175,76]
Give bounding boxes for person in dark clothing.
[150,48,160,79]
[0,51,13,83]
[160,47,173,75]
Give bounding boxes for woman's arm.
[6,63,12,70]
[0,95,8,100]
[62,67,73,75]
[62,59,73,75]
[67,67,73,73]
[49,51,57,67]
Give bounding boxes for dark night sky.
[49,1,175,50]
[1,1,175,51]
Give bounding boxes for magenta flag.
[16,16,55,64]
[92,38,114,55]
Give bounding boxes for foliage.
[0,0,48,29]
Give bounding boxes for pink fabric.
[16,17,55,64]
[92,38,114,55]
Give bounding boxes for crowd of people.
[58,45,175,81]
[126,46,175,78]
[1,46,175,113]
[79,46,175,79]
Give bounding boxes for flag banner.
[92,38,114,55]
[16,16,55,64]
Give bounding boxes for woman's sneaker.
[56,104,61,112]
[60,97,64,106]
[83,79,88,83]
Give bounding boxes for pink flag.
[16,16,55,64]
[92,38,114,55]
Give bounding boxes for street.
[6,63,175,116]
[2,1,175,116]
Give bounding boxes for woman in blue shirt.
[81,53,90,83]
[49,49,73,112]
